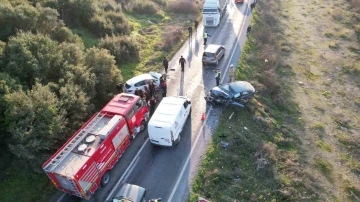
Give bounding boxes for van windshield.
[203,9,217,13]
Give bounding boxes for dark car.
[112,183,146,202]
[202,44,226,65]
[210,81,255,105]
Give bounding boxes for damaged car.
[205,81,255,108]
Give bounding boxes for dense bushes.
[127,0,158,15]
[0,32,122,172]
[99,35,140,65]
[162,26,183,51]
[167,1,200,14]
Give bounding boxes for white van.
[148,96,191,147]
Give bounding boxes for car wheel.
[140,120,147,132]
[101,172,111,187]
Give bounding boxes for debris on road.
[229,112,234,119]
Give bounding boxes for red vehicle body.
[235,0,244,3]
[42,94,149,199]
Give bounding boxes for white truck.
[202,0,227,27]
[148,96,191,147]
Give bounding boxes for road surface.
[53,1,253,202]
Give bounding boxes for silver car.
[202,44,226,65]
[111,183,146,202]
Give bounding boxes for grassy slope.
[190,0,360,201]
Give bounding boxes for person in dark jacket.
[139,89,144,99]
[148,82,155,97]
[149,97,156,116]
[161,79,167,97]
[179,56,186,72]
[163,57,169,74]
[188,26,193,39]
[215,68,221,86]
[116,83,124,93]
[134,88,140,96]
[144,90,150,103]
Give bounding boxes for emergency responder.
[179,56,186,72]
[229,64,235,82]
[148,81,155,97]
[188,26,192,39]
[203,31,211,45]
[161,79,167,97]
[134,88,140,96]
[163,56,169,74]
[194,20,199,33]
[116,83,124,93]
[215,68,221,86]
[149,97,156,116]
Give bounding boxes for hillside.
[190,0,360,201]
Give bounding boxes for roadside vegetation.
[190,0,360,201]
[0,0,203,201]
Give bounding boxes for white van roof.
[149,96,187,127]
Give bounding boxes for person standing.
[134,88,140,96]
[188,26,193,39]
[179,56,186,72]
[149,97,156,117]
[148,81,155,97]
[215,68,221,86]
[139,89,144,99]
[163,57,169,74]
[194,20,198,33]
[116,83,124,93]
[161,80,167,97]
[228,64,235,82]
[203,31,211,45]
[247,26,252,36]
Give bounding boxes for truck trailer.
[42,93,149,199]
[202,0,227,27]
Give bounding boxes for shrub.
[128,0,158,15]
[89,14,114,36]
[99,35,140,65]
[167,1,199,14]
[153,0,167,7]
[162,26,183,51]
[105,11,131,35]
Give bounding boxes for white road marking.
[105,138,149,201]
[167,3,250,202]
[56,193,66,202]
[123,157,140,182]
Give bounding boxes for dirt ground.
[281,0,360,200]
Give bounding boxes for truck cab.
[203,0,227,27]
[101,93,149,139]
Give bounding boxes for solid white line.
[56,193,66,202]
[123,157,140,182]
[106,138,149,201]
[167,4,250,202]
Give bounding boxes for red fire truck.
[42,93,149,199]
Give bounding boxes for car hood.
[113,183,146,202]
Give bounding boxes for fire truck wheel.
[140,120,147,132]
[101,172,111,187]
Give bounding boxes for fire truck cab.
[42,94,149,200]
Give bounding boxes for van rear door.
[148,125,173,146]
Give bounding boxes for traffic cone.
[201,112,205,121]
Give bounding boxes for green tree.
[4,82,67,173]
[84,48,122,106]
[3,32,62,87]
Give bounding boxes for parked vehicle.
[148,96,191,147]
[205,81,255,108]
[111,183,147,202]
[203,0,227,27]
[42,93,149,200]
[124,72,162,94]
[234,0,244,3]
[202,44,226,65]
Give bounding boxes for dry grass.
[161,25,183,51]
[167,1,201,14]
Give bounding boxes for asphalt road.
[54,1,253,202]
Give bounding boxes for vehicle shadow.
[179,72,184,96]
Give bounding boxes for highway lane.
[55,1,253,202]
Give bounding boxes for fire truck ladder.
[44,112,107,172]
